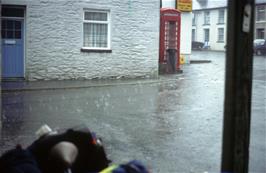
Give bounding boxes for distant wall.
[2,0,160,80]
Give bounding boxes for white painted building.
[162,0,192,63]
[255,1,266,39]
[1,0,160,80]
[192,0,266,51]
[192,0,227,51]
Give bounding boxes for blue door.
[1,19,24,78]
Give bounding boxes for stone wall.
[3,0,160,80]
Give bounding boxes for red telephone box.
[159,8,181,73]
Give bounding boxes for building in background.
[1,0,160,80]
[162,0,192,63]
[192,0,266,51]
[255,1,266,39]
[192,0,227,51]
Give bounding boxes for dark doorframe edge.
[221,0,255,173]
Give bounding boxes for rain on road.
[1,51,265,173]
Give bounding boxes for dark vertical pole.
[221,0,254,173]
[0,1,2,130]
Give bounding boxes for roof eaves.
[193,6,227,11]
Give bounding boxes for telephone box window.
[159,9,181,74]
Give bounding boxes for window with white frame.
[256,6,265,21]
[217,28,224,42]
[192,12,196,26]
[192,29,196,41]
[83,10,110,49]
[218,9,225,24]
[204,11,210,25]
[204,28,210,42]
[256,28,265,39]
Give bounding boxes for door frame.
[1,5,26,79]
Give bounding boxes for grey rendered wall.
[19,0,160,80]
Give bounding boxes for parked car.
[253,39,265,46]
[253,39,266,56]
[191,41,204,50]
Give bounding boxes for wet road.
[1,51,265,173]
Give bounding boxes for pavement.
[1,52,214,92]
[1,78,163,92]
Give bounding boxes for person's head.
[29,126,110,173]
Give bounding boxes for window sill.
[81,48,112,53]
[202,24,210,26]
[256,20,266,23]
[217,41,225,43]
[217,23,225,25]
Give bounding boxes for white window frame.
[192,29,196,41]
[204,11,210,25]
[204,28,210,42]
[256,6,265,22]
[256,28,265,39]
[217,28,224,42]
[82,9,111,50]
[192,12,196,26]
[218,9,225,24]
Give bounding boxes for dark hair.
[28,127,110,173]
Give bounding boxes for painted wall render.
[192,8,227,51]
[2,0,160,80]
